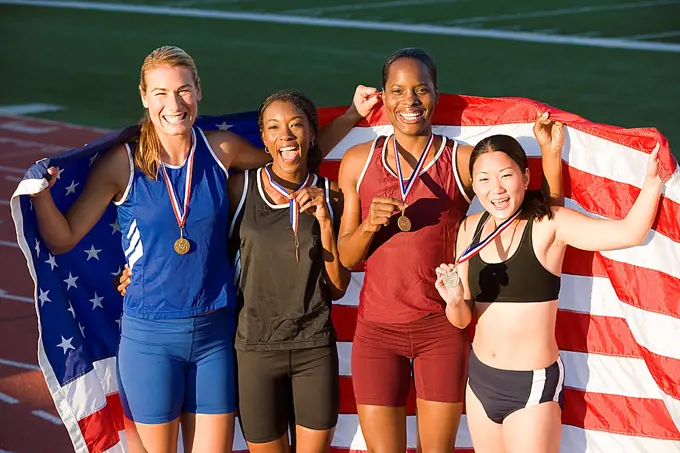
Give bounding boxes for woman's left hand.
[294,186,331,223]
[533,111,564,154]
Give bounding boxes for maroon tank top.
[358,135,470,323]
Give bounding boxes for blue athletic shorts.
[117,308,236,424]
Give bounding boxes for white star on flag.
[45,253,57,270]
[34,239,41,257]
[89,153,99,167]
[55,167,64,179]
[67,302,76,318]
[84,245,102,261]
[38,288,51,307]
[111,266,122,277]
[216,121,233,131]
[109,220,121,234]
[89,293,104,310]
[63,273,79,290]
[78,323,85,338]
[57,336,75,354]
[65,180,79,196]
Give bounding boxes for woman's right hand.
[434,263,464,305]
[363,197,404,233]
[115,264,132,296]
[30,166,59,197]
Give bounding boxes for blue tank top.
[115,127,235,319]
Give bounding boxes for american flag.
[11,95,680,453]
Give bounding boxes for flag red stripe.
[79,393,124,453]
[564,249,680,319]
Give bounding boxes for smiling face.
[261,100,314,175]
[140,64,201,138]
[382,57,438,137]
[472,150,530,220]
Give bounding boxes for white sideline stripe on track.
[1,0,679,53]
[0,358,41,370]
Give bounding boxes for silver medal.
[442,270,460,288]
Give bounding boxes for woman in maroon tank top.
[337,48,565,453]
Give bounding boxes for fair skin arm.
[207,85,381,172]
[294,181,350,300]
[457,112,565,204]
[32,145,130,254]
[336,143,405,268]
[552,145,663,251]
[434,214,479,329]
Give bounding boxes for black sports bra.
[468,212,560,303]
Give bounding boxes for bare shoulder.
[205,129,249,153]
[92,143,131,189]
[340,140,373,165]
[457,143,473,158]
[458,212,483,240]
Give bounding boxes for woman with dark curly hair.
[226,90,350,453]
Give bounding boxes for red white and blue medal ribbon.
[393,134,434,231]
[393,134,434,203]
[264,165,310,262]
[443,208,522,288]
[160,144,196,254]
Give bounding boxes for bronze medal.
[397,214,411,232]
[174,237,190,255]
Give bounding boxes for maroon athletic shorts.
[351,312,470,406]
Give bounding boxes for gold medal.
[174,237,190,255]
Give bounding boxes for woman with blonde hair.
[30,45,378,453]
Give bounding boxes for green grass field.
[1,0,678,154]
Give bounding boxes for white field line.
[0,240,19,248]
[4,175,22,182]
[1,0,680,53]
[448,0,680,25]
[0,392,20,404]
[0,104,64,115]
[285,0,455,15]
[629,30,680,40]
[0,165,26,174]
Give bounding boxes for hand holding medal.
[434,209,523,302]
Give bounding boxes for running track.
[0,116,109,452]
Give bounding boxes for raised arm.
[553,145,663,251]
[336,143,403,269]
[533,112,565,205]
[316,85,380,158]
[32,145,130,254]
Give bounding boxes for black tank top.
[468,212,561,303]
[229,168,338,351]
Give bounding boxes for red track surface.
[0,116,109,453]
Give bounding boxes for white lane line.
[0,287,34,303]
[0,392,20,404]
[286,0,455,15]
[0,166,26,174]
[1,0,679,53]
[32,410,63,425]
[4,175,21,182]
[1,200,9,205]
[629,30,680,40]
[0,104,64,116]
[0,358,41,371]
[448,0,680,24]
[0,240,19,248]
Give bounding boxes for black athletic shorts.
[236,344,340,443]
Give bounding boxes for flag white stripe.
[92,357,117,395]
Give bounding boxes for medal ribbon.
[393,134,434,203]
[456,208,522,265]
[160,141,196,236]
[264,166,310,240]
